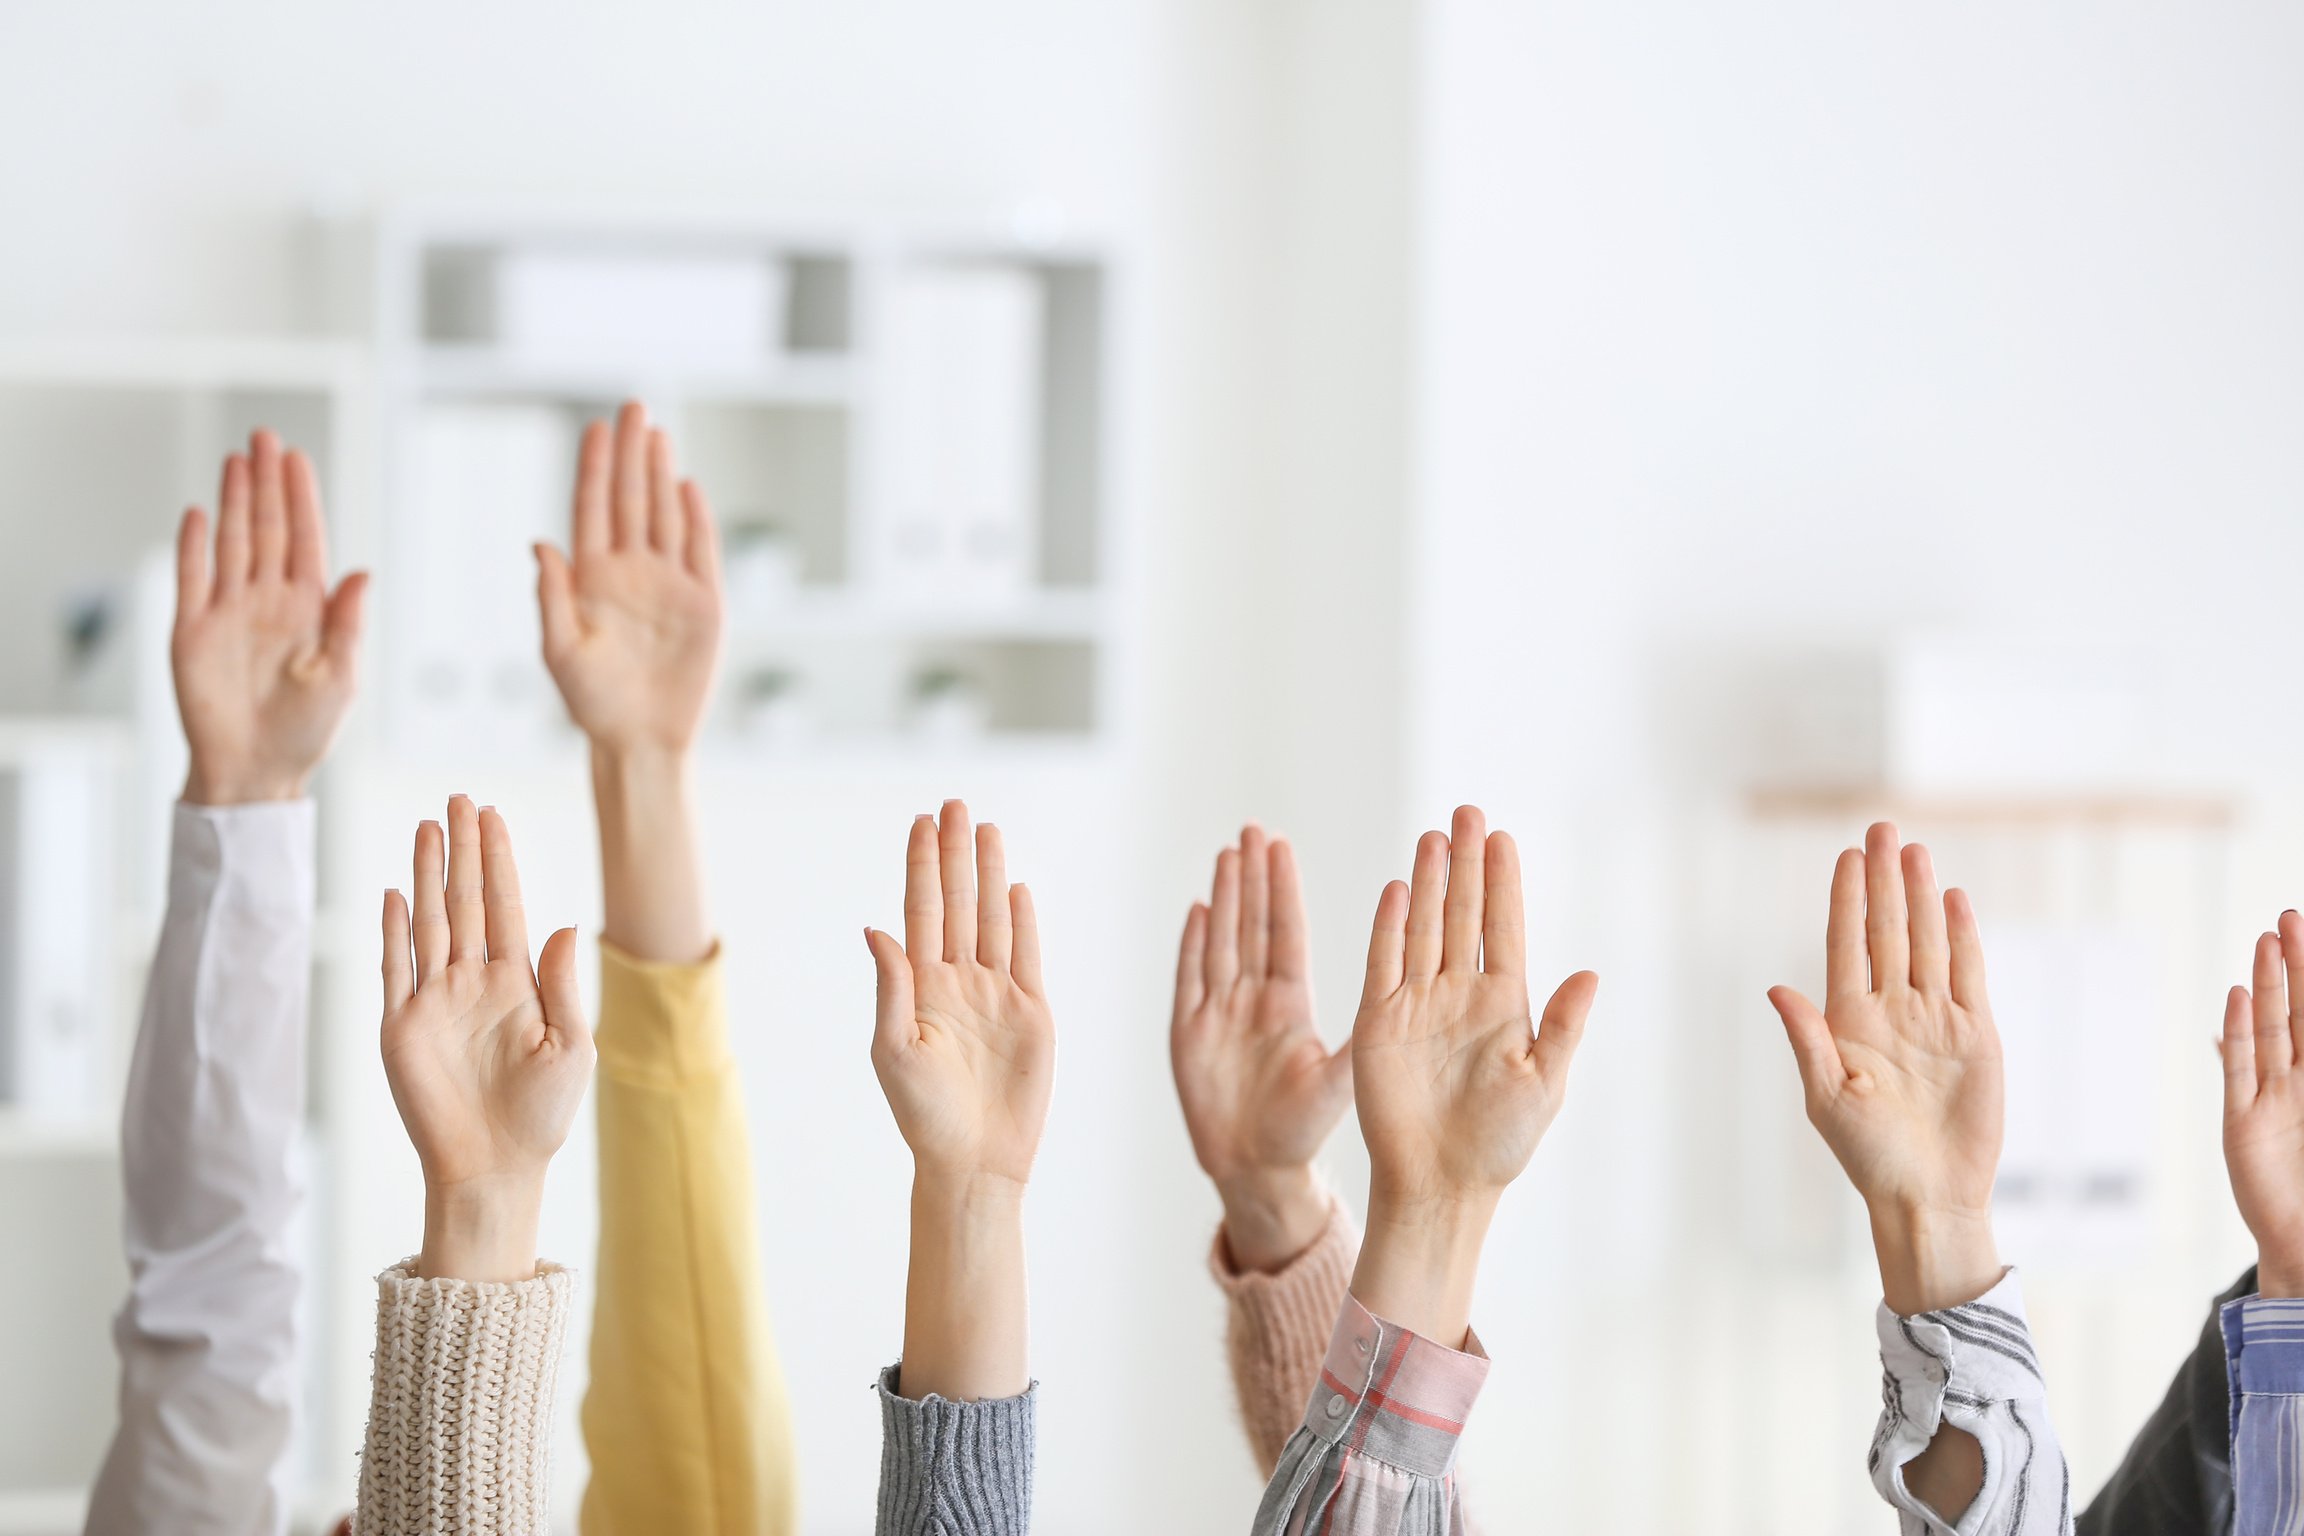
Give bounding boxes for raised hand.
[171,430,367,804]
[535,401,723,757]
[866,800,1053,1402]
[1172,825,1352,1270]
[1349,806,1597,1345]
[1766,821,2003,1316]
[2222,911,2304,1298]
[381,796,594,1282]
[536,400,723,963]
[866,801,1054,1185]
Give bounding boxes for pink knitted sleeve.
[1209,1197,1360,1475]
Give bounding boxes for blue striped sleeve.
[2222,1295,2304,1536]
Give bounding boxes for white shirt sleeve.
[1871,1269,2075,1536]
[83,801,315,1536]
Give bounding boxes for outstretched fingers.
[2255,930,2292,1077]
[1363,879,1410,1001]
[478,806,530,972]
[444,796,485,964]
[938,800,977,963]
[285,448,329,589]
[1009,884,1045,996]
[1441,806,1487,971]
[2225,985,2259,1114]
[1482,829,1525,976]
[1239,823,1271,979]
[1903,843,1949,994]
[1864,822,1910,994]
[976,822,1012,970]
[573,420,613,558]
[174,507,212,625]
[1403,830,1450,981]
[2284,910,2304,1066]
[1268,838,1310,982]
[1945,888,1989,1012]
[1206,846,1241,990]
[412,819,448,982]
[1825,847,1866,1001]
[383,890,413,1013]
[648,427,685,562]
[902,814,943,961]
[1174,902,1210,1024]
[249,430,288,583]
[214,452,252,595]
[611,402,650,550]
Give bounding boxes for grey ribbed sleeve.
[874,1366,1035,1535]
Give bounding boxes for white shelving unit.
[369,211,1119,766]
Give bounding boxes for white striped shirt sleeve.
[1872,1269,2074,1536]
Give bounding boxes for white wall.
[1414,1,2304,1529]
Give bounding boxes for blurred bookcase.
[367,211,1119,767]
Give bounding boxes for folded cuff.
[1297,1294,1489,1479]
[595,938,731,1083]
[2224,1294,2304,1395]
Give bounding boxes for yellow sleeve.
[580,941,798,1536]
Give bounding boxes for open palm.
[1171,826,1351,1184]
[381,797,593,1194]
[537,402,723,754]
[1354,807,1596,1208]
[867,801,1054,1184]
[2222,912,2304,1294]
[172,431,366,804]
[1768,823,2002,1220]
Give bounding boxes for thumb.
[535,543,579,664]
[538,926,594,1060]
[1530,970,1599,1077]
[1767,985,1842,1101]
[865,927,916,1058]
[322,570,369,673]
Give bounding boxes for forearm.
[1349,1193,1496,1350]
[592,743,710,964]
[90,803,313,1536]
[900,1172,1029,1402]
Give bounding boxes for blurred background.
[1,1,2300,1531]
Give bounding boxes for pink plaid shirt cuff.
[1306,1295,1488,1476]
[1251,1294,1490,1534]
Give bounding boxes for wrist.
[589,743,712,963]
[1867,1198,2002,1316]
[2257,1245,2304,1298]
[912,1164,1030,1219]
[183,762,308,806]
[590,739,692,785]
[1214,1163,1332,1274]
[1351,1190,1498,1348]
[418,1173,545,1283]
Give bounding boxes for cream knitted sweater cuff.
[354,1259,574,1536]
